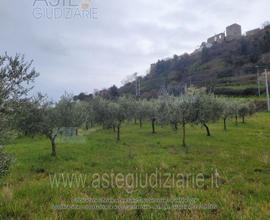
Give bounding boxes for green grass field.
[1,112,270,219]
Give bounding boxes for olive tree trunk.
[152,118,156,134]
[117,124,121,141]
[235,115,238,125]
[223,118,227,131]
[174,122,178,131]
[182,122,186,147]
[50,135,57,157]
[203,123,211,136]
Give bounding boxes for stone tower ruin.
[226,23,242,40]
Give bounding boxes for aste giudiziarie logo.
[32,0,98,20]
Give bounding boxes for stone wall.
[207,33,225,44]
[246,28,260,37]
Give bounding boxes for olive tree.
[0,53,38,175]
[173,95,194,147]
[193,94,222,136]
[232,100,241,125]
[79,101,95,130]
[92,97,110,128]
[166,96,179,131]
[56,93,84,128]
[238,101,256,123]
[13,94,81,158]
[12,94,60,156]
[157,96,171,128]
[40,93,85,156]
[145,100,160,134]
[219,98,234,131]
[0,53,39,143]
[41,105,61,157]
[107,99,127,141]
[238,102,250,123]
[135,99,149,128]
[118,96,136,123]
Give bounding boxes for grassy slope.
[0,113,270,219]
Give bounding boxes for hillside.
[119,25,270,98]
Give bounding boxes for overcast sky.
[1,0,269,99]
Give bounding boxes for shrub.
[0,148,12,178]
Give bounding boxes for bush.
[0,148,12,178]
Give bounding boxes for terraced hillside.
[119,25,270,98]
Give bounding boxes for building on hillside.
[226,23,242,40]
[246,28,260,37]
[207,33,225,44]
